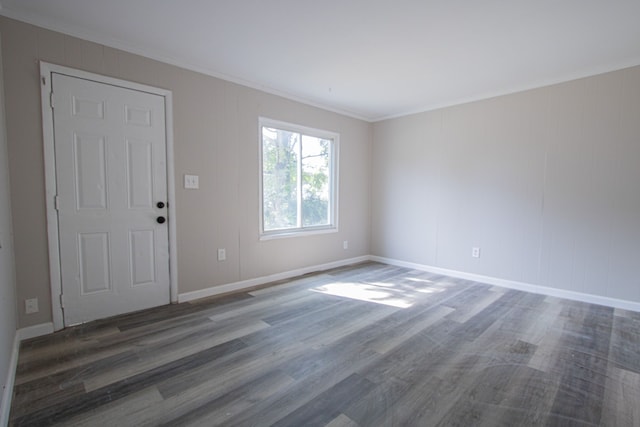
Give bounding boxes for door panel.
[78,232,111,294]
[52,73,170,325]
[127,139,154,209]
[72,96,105,119]
[74,132,108,210]
[129,229,156,286]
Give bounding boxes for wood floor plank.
[158,370,295,427]
[15,341,134,386]
[324,413,360,427]
[208,286,323,324]
[369,305,455,355]
[12,339,247,426]
[271,373,377,427]
[356,290,546,426]
[601,366,640,426]
[215,338,385,425]
[11,350,137,418]
[609,314,640,373]
[9,262,640,427]
[547,304,613,425]
[16,328,107,365]
[83,319,269,392]
[474,366,560,427]
[247,273,336,297]
[515,296,564,346]
[154,301,365,400]
[433,361,540,426]
[444,287,506,323]
[340,375,411,426]
[58,387,165,427]
[116,356,299,426]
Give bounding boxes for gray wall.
[0,32,18,417]
[372,65,640,303]
[3,12,640,333]
[0,16,372,328]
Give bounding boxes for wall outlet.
[25,298,39,314]
[472,247,481,258]
[184,174,199,189]
[343,240,349,250]
[217,248,226,261]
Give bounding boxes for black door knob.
[156,216,166,224]
[157,202,165,209]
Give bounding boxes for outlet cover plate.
[184,174,199,189]
[25,298,39,314]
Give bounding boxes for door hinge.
[50,91,54,109]
[54,195,60,211]
[59,293,64,308]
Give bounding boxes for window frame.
[259,117,339,240]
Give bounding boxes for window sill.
[259,226,338,241]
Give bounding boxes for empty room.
[1,1,640,426]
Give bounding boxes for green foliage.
[262,127,331,231]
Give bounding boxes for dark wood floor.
[9,262,640,426]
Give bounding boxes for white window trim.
[259,117,339,240]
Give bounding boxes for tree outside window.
[260,119,337,236]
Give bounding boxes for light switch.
[184,174,199,189]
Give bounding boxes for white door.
[52,73,170,326]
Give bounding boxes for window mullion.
[328,142,333,225]
[297,133,303,229]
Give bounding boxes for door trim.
[40,62,178,331]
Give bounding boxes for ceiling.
[1,1,640,121]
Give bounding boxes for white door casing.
[41,64,178,329]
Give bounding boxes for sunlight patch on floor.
[405,277,434,284]
[311,282,414,308]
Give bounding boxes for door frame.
[40,62,178,331]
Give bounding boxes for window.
[260,118,338,237]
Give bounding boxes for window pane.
[262,127,299,230]
[301,135,330,227]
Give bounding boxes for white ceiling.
[1,1,640,121]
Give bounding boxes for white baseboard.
[16,322,54,341]
[178,256,370,303]
[1,322,55,425]
[180,254,640,312]
[370,255,640,312]
[0,332,19,427]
